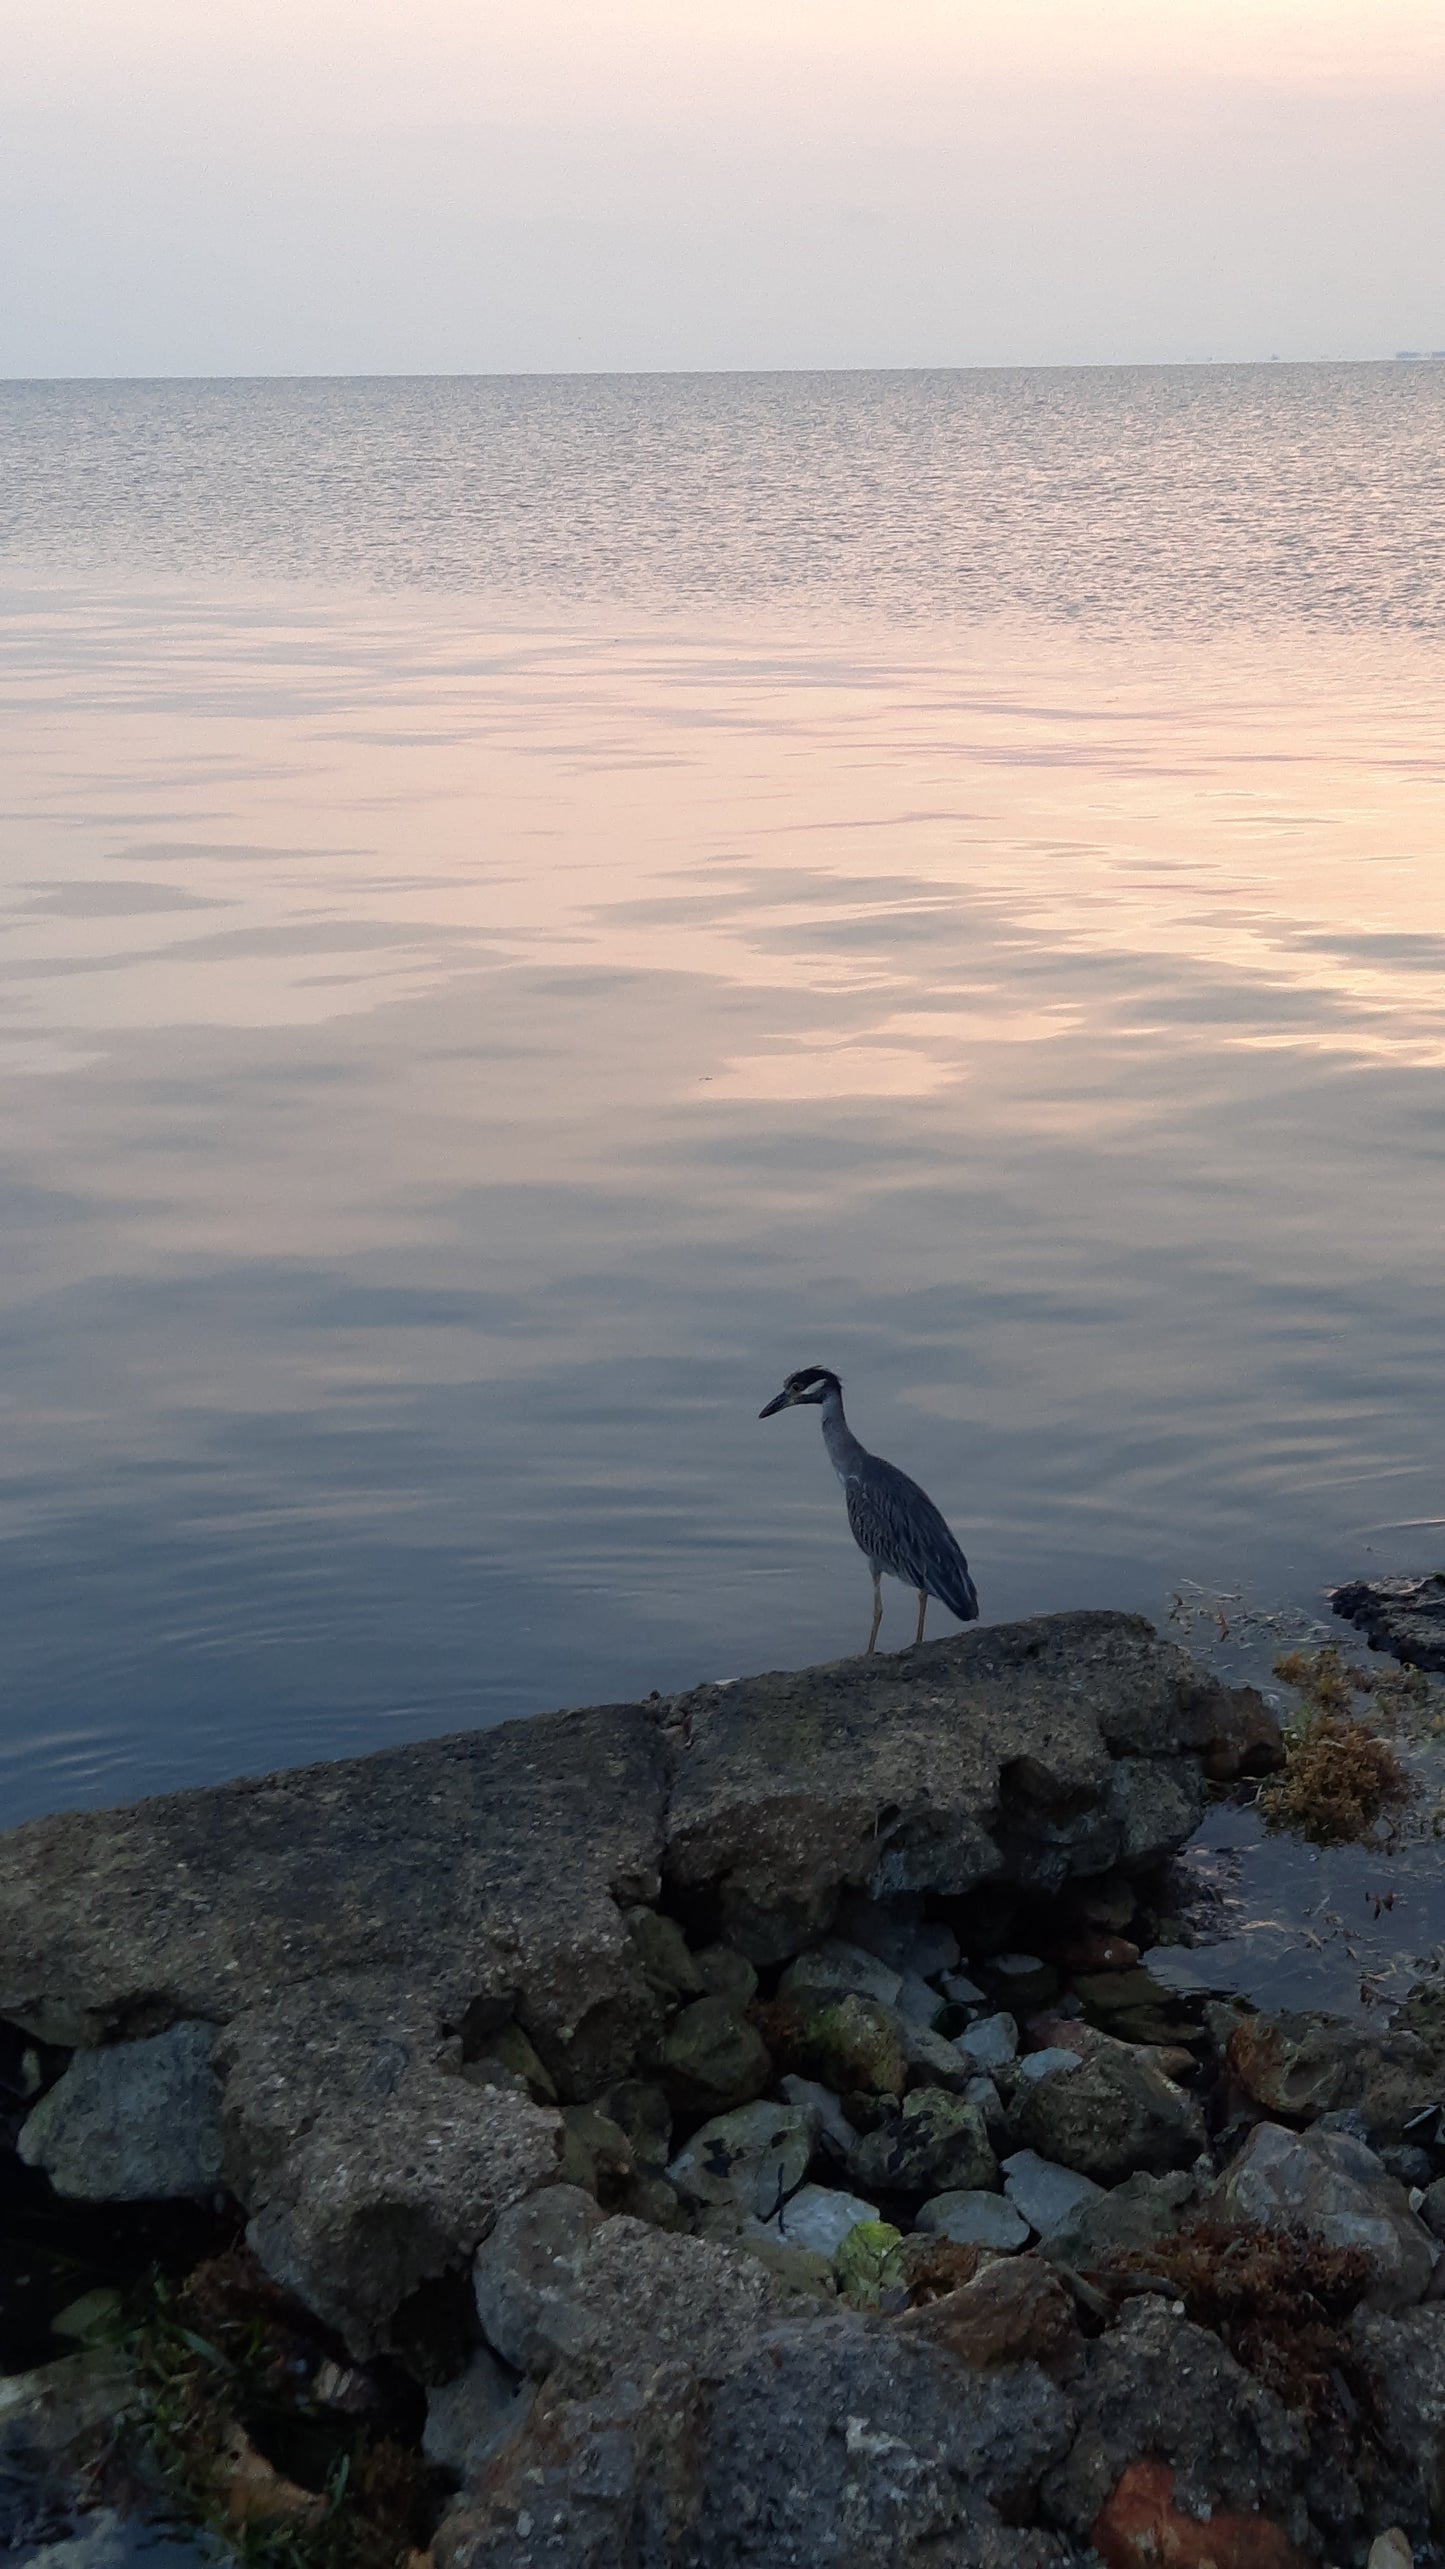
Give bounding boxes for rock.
[472,2186,606,2373]
[915,2189,1030,2250]
[844,2089,998,2198]
[941,1970,988,2005]
[833,1892,961,1979]
[483,2206,787,2397]
[624,1907,703,2004]
[691,1943,758,2006]
[899,2017,975,2091]
[18,2021,223,2200]
[615,2170,687,2230]
[1057,1932,1141,1973]
[662,1612,1273,1960]
[49,2289,124,2344]
[1089,2457,1309,2568]
[1211,2121,1437,2310]
[221,1980,562,2354]
[780,1990,909,2098]
[1073,1964,1203,2047]
[1041,2167,1196,2271]
[767,2182,880,2261]
[660,1995,770,2112]
[779,2072,854,2159]
[598,2079,671,2170]
[1350,2306,1445,2547]
[985,1953,1059,2010]
[895,2253,1078,2373]
[1042,2295,1310,2549]
[894,1970,945,2025]
[557,2103,633,2198]
[1367,2535,1415,2569]
[423,2348,533,2478]
[1227,2008,1445,2142]
[1009,2039,1206,2183]
[1422,2177,1445,2242]
[666,2100,812,2217]
[0,2351,140,2463]
[1017,2046,1084,2082]
[957,2010,1018,2072]
[460,2020,557,2104]
[1332,1571,1445,1672]
[779,1939,903,2008]
[833,2219,906,2305]
[1003,2149,1106,2237]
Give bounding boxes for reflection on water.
[2,576,1444,1825]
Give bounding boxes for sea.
[2,365,1444,1990]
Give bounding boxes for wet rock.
[222,1978,562,2354]
[781,1990,909,2098]
[895,2252,1078,2374]
[1211,2121,1438,2310]
[1089,2457,1309,2569]
[1009,2039,1205,2184]
[1042,2294,1310,2548]
[660,1994,770,2112]
[1003,2148,1105,2237]
[779,2071,854,2158]
[691,1943,757,2006]
[957,2010,1018,2072]
[1072,1964,1203,2047]
[766,2181,879,2261]
[1040,2167,1197,2271]
[423,2347,533,2478]
[915,2189,1030,2250]
[844,2088,997,2197]
[779,1939,903,2008]
[662,1611,1272,1960]
[1332,1571,1445,1672]
[666,2099,811,2217]
[17,2020,223,2200]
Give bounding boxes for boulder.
[779,1991,909,2099]
[666,2100,812,2217]
[844,2089,998,2198]
[766,2182,879,2261]
[957,2011,1019,2072]
[1040,2168,1197,2272]
[895,2253,1078,2373]
[423,2347,533,2479]
[779,1940,903,2007]
[18,2019,222,2200]
[476,2200,784,2393]
[1089,2458,1310,2569]
[1003,2149,1105,2238]
[1331,1572,1445,1672]
[1350,2305,1445,2545]
[691,1944,758,2006]
[915,2189,1030,2251]
[1227,2007,1445,2141]
[1009,2041,1205,2184]
[1210,2122,1437,2311]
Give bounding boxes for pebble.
[1002,2148,1106,2237]
[915,2189,1030,2251]
[1016,2048,1084,2084]
[766,2182,881,2262]
[956,2012,1018,2072]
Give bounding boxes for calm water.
[2,367,1444,1846]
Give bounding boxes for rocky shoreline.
[4,1608,1445,2567]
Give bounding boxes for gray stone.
[1212,2120,1438,2310]
[1422,2176,1445,2243]
[472,2185,607,2374]
[598,2079,671,2170]
[18,2021,222,2201]
[894,1970,945,2025]
[475,2202,785,2397]
[623,1907,702,2005]
[915,2189,1030,2250]
[899,2016,975,2091]
[662,1612,1273,1959]
[1016,2046,1083,2083]
[957,2011,1018,2071]
[666,2100,812,2217]
[766,2182,880,2261]
[660,1995,771,2112]
[1009,2036,1206,2183]
[423,2347,533,2478]
[222,1978,561,2354]
[0,2353,140,2463]
[783,1990,908,2098]
[1040,2166,1196,2270]
[1003,2149,1105,2237]
[1351,2306,1445,2552]
[779,1940,904,2008]
[1041,2293,1311,2544]
[691,1943,758,2007]
[1332,1571,1445,1673]
[940,1970,987,2006]
[778,2073,854,2159]
[844,2089,997,2197]
[833,1892,961,1980]
[1367,2534,1414,2569]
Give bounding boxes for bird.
[759,1364,979,1654]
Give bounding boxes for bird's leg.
[866,1572,883,1655]
[915,1590,927,1647]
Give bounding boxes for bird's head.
[759,1365,841,1419]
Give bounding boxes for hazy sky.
[4,0,1443,376]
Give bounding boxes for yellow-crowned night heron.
[759,1365,980,1654]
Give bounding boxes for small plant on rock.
[1261,1647,1412,1844]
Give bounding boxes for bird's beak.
[758,1388,791,1418]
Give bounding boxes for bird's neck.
[819,1386,864,1481]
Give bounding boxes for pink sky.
[3,0,1443,372]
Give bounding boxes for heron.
[759,1364,980,1654]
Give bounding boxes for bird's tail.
[938,1554,980,1623]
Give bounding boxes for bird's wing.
[846,1457,979,1621]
